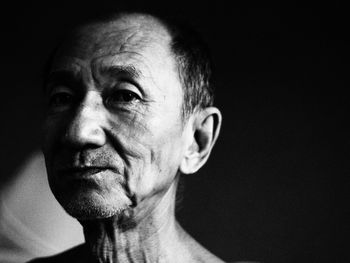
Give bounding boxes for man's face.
[42,16,189,220]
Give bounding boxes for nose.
[63,92,106,148]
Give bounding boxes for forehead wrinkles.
[51,18,181,96]
[63,18,171,59]
[88,27,147,57]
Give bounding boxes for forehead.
[52,15,174,72]
[48,14,184,119]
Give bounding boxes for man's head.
[42,12,221,221]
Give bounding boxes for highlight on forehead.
[48,12,175,73]
[74,12,172,46]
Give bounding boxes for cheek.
[42,119,61,160]
[42,115,68,157]
[120,118,184,199]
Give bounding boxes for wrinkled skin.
[41,14,223,263]
[43,16,187,221]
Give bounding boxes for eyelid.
[112,80,144,99]
[119,75,146,96]
[48,85,75,96]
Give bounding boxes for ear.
[180,107,222,174]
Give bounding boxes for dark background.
[1,3,347,263]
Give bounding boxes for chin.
[55,187,132,220]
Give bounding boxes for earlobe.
[180,107,222,174]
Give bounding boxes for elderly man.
[30,11,222,263]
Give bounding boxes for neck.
[80,181,184,263]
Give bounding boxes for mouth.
[57,166,116,180]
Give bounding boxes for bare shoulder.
[177,224,226,263]
[27,244,86,263]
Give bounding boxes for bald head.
[53,13,171,68]
[75,13,171,54]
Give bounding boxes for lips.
[57,166,114,179]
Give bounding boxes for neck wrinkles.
[81,180,179,263]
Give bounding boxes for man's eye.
[105,90,141,106]
[48,92,74,111]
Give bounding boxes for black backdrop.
[1,3,347,263]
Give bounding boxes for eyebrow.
[99,65,143,80]
[44,70,82,93]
